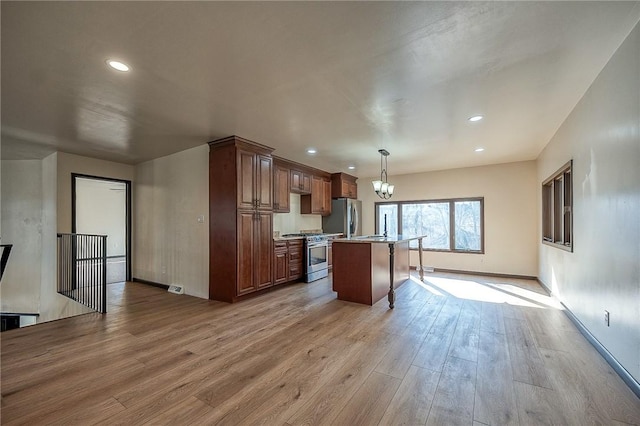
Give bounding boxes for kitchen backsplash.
[273,193,322,234]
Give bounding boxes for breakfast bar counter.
[331,235,427,308]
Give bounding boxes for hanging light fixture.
[372,149,394,199]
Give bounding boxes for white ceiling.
[2,2,639,178]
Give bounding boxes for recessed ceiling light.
[348,165,356,170]
[468,115,483,122]
[107,60,130,72]
[475,147,485,152]
[307,148,317,154]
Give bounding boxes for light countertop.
[333,234,428,244]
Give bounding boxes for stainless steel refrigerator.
[322,198,362,238]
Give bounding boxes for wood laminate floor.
[1,272,639,425]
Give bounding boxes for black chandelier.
[372,149,394,199]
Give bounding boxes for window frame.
[375,197,485,254]
[542,160,573,252]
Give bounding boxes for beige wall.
[537,24,639,382]
[273,193,323,234]
[56,152,134,233]
[134,144,209,299]
[359,160,538,277]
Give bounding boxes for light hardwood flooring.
[1,272,639,425]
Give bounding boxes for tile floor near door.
[1,272,639,425]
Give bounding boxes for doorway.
[72,174,132,283]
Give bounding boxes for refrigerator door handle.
[350,202,359,237]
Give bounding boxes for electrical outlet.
[604,310,610,327]
[168,285,184,295]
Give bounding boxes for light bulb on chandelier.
[372,149,394,199]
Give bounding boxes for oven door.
[307,241,328,273]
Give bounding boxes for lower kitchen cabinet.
[238,211,273,295]
[274,241,288,285]
[288,240,303,280]
[273,239,304,285]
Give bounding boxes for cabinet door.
[288,240,303,280]
[255,212,273,290]
[257,155,273,210]
[322,179,332,215]
[237,211,256,295]
[291,170,311,194]
[273,246,288,285]
[274,165,290,213]
[339,180,358,199]
[237,150,257,210]
[348,182,358,199]
[301,173,312,193]
[311,175,323,213]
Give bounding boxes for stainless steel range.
[281,233,330,282]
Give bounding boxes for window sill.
[542,240,573,252]
[409,248,484,255]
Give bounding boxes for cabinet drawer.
[274,241,288,250]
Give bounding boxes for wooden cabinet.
[237,149,273,211]
[331,173,358,199]
[322,179,332,213]
[273,163,290,213]
[237,211,273,295]
[291,169,311,194]
[301,175,332,216]
[273,241,288,285]
[288,240,303,280]
[209,136,275,303]
[273,239,304,285]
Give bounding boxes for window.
[542,160,572,251]
[375,197,484,253]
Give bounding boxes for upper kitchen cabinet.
[273,161,291,213]
[301,175,332,216]
[237,148,273,211]
[208,136,275,303]
[291,169,311,194]
[331,173,358,199]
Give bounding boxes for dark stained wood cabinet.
[331,172,358,199]
[237,149,273,211]
[288,239,303,280]
[272,239,304,285]
[273,241,288,285]
[273,162,291,213]
[291,169,311,194]
[301,175,332,216]
[209,136,275,302]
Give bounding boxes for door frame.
[71,173,132,282]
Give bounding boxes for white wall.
[75,178,127,257]
[0,154,93,322]
[134,144,209,298]
[39,154,92,322]
[56,152,134,233]
[537,23,639,382]
[360,160,538,277]
[0,160,43,314]
[273,193,323,234]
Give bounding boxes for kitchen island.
[331,235,427,308]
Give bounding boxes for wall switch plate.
[197,215,205,223]
[604,310,610,327]
[168,285,184,295]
